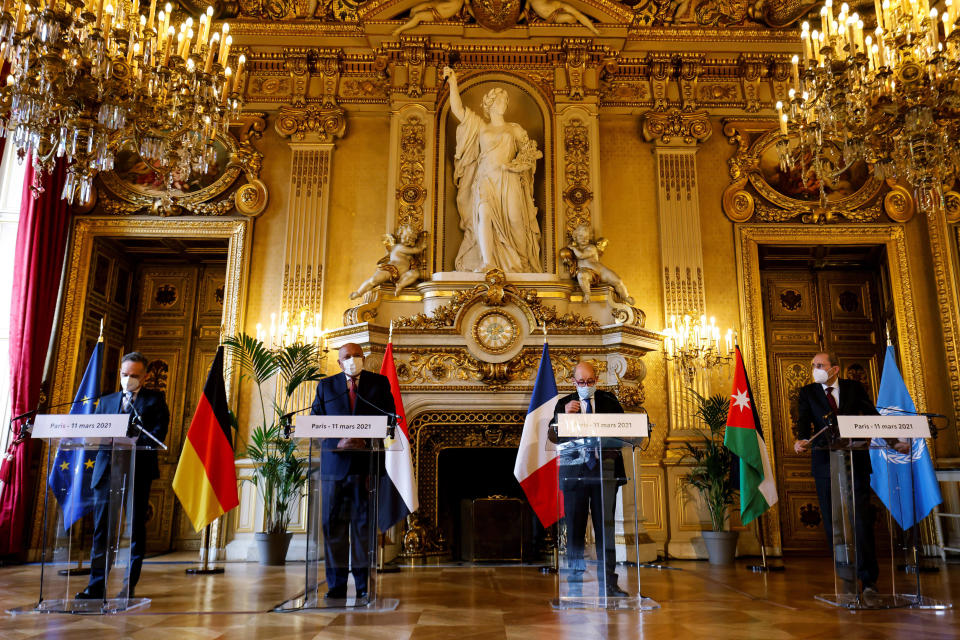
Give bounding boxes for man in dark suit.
[311,342,395,601]
[794,351,881,594]
[77,352,169,600]
[550,361,628,598]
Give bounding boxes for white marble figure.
[444,67,544,273]
[527,0,600,33]
[392,0,465,36]
[565,224,634,304]
[350,226,428,299]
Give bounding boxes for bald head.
[338,343,365,377]
[338,343,364,362]
[572,361,597,385]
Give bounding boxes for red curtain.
[0,159,72,557]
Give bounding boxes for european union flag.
[870,345,942,530]
[48,341,103,530]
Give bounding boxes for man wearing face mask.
[549,361,628,598]
[77,352,169,600]
[794,351,880,594]
[310,343,395,601]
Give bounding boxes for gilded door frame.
[49,216,252,410]
[735,223,925,554]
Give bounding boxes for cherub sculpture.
[560,224,634,305]
[350,226,428,299]
[527,0,600,33]
[392,0,466,36]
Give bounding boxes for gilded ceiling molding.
[640,109,712,146]
[274,104,347,141]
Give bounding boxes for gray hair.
[121,351,149,368]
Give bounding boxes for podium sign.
[836,415,930,439]
[294,415,389,439]
[32,414,129,439]
[557,413,648,438]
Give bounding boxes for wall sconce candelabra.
[662,314,735,385]
[778,0,960,214]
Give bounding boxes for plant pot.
[701,530,738,565]
[255,532,293,566]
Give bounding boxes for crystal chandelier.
[663,314,735,384]
[778,0,960,213]
[257,309,326,350]
[0,0,246,203]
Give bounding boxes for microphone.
[123,392,168,451]
[353,391,399,439]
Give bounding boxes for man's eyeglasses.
[573,378,597,386]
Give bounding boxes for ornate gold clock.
[472,310,520,355]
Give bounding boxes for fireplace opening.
[437,447,537,561]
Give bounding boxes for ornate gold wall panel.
[926,214,960,454]
[32,217,251,558]
[736,224,928,554]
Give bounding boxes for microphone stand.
[125,399,168,451]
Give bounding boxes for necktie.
[122,392,134,413]
[583,398,597,469]
[824,386,839,413]
[348,377,357,413]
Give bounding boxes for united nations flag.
[47,341,103,530]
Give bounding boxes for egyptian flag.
[378,342,419,531]
[723,346,778,526]
[513,342,563,527]
[173,347,239,531]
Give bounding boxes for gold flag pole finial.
[542,323,547,344]
[219,323,225,346]
[98,317,104,343]
[389,319,394,344]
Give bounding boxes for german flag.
[173,347,239,531]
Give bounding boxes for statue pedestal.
[431,271,560,283]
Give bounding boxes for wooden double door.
[761,261,890,553]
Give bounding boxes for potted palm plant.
[682,390,738,565]
[223,333,325,565]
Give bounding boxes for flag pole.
[538,324,559,576]
[379,320,402,574]
[186,329,228,576]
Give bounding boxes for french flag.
[378,341,419,530]
[513,342,563,527]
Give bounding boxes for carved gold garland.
[392,270,601,331]
[721,120,912,224]
[95,114,268,218]
[562,118,592,236]
[397,114,427,232]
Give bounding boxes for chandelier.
[256,309,326,350]
[778,0,960,213]
[663,314,735,384]
[0,0,246,203]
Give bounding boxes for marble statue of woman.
[443,67,544,273]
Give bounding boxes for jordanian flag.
[172,347,240,531]
[723,346,778,526]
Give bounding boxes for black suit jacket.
[92,387,170,488]
[550,390,627,485]
[310,370,396,481]
[795,378,878,478]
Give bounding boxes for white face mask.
[576,385,596,400]
[120,375,141,393]
[812,368,830,385]
[342,356,363,377]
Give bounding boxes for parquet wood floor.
[0,555,957,639]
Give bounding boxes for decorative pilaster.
[641,110,712,430]
[556,104,602,251]
[273,49,347,331]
